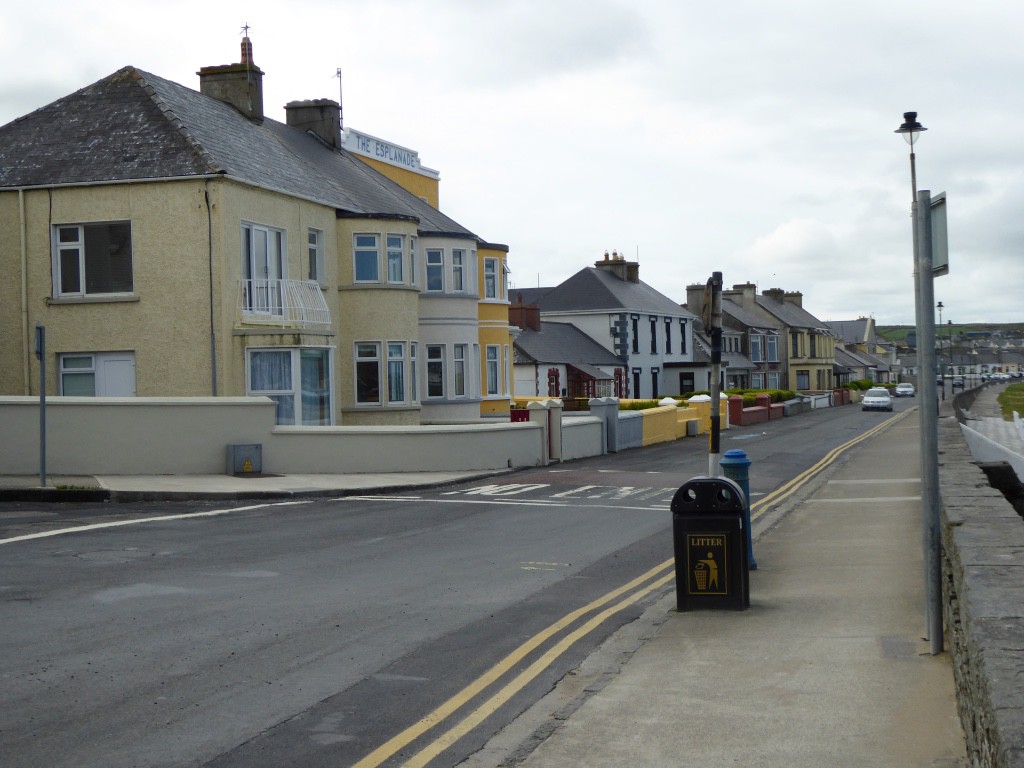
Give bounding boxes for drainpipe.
[19,188,29,393]
[205,182,218,396]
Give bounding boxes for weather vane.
[241,23,251,37]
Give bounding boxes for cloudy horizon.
[3,0,1022,325]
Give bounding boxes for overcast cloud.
[4,0,1022,324]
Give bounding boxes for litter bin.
[671,476,750,611]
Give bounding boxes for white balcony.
[238,279,331,328]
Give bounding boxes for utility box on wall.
[227,444,262,476]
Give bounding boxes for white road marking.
[0,501,311,546]
[339,496,666,513]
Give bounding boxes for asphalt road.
[0,397,916,768]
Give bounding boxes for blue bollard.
[720,449,757,570]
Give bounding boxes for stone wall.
[940,406,1024,767]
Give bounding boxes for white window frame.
[410,342,419,403]
[766,334,779,363]
[750,334,764,363]
[307,228,325,286]
[354,234,380,283]
[242,222,286,315]
[387,234,404,284]
[453,343,468,397]
[485,345,500,396]
[409,237,418,288]
[426,249,444,292]
[452,249,465,292]
[53,221,134,297]
[387,341,406,403]
[483,257,499,299]
[355,342,382,405]
[426,344,445,398]
[247,347,332,425]
[58,352,136,396]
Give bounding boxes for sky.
[3,0,1023,326]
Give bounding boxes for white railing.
[239,279,331,327]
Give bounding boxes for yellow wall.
[3,181,216,396]
[357,158,439,209]
[478,244,513,416]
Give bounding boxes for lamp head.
[895,111,927,146]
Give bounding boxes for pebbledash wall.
[941,388,1024,768]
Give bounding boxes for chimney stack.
[198,36,265,122]
[285,99,342,149]
[509,296,541,331]
[595,249,639,283]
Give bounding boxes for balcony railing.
[238,279,331,328]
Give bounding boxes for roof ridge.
[130,67,223,175]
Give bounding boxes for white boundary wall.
[0,397,544,475]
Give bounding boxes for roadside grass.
[997,383,1024,421]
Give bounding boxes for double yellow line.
[355,408,913,767]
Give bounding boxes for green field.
[877,323,1024,344]
[998,384,1024,421]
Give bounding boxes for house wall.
[216,180,342,400]
[3,181,218,398]
[417,235,485,422]
[542,312,693,399]
[332,217,421,424]
[478,244,513,416]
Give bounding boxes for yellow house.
[344,129,516,417]
[0,38,510,426]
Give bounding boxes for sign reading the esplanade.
[342,128,439,178]
[686,533,728,595]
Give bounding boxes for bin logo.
[686,534,727,595]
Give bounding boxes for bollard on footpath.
[720,449,757,570]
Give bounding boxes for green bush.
[619,399,662,411]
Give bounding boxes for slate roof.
[509,287,555,306]
[532,267,696,318]
[514,322,624,368]
[755,294,831,332]
[0,66,476,239]
[828,319,875,345]
[720,298,780,331]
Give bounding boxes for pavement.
[7,386,1021,766]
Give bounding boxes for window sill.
[47,294,140,306]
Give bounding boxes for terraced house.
[0,38,515,425]
[720,283,836,391]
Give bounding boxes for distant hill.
[878,323,1024,346]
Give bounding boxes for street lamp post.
[936,301,944,371]
[895,111,943,655]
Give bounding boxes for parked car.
[861,387,893,412]
[952,377,965,389]
[894,383,916,397]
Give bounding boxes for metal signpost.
[34,323,46,487]
[703,272,723,476]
